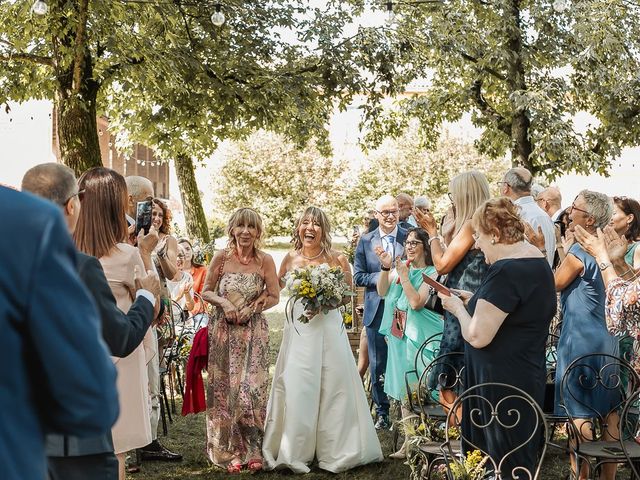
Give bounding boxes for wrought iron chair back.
[415,351,465,420]
[404,332,443,413]
[559,352,640,478]
[441,382,549,480]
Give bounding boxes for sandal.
[227,462,243,474]
[247,458,263,472]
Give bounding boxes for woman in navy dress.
[554,190,618,480]
[440,197,555,479]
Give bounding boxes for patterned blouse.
[605,276,640,339]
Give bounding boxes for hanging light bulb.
[385,1,396,27]
[211,4,225,27]
[553,0,569,13]
[31,0,48,15]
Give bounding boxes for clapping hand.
[134,265,161,317]
[524,222,545,251]
[574,225,627,263]
[375,245,393,270]
[561,230,575,252]
[395,256,409,279]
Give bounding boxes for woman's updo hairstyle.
[472,197,525,245]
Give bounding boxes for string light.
[385,1,396,27]
[31,0,48,15]
[211,3,225,27]
[553,0,569,13]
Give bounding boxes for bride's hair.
[292,206,332,253]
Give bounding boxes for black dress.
[464,257,556,479]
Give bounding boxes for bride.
[262,206,383,474]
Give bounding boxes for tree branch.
[470,79,511,135]
[457,49,507,82]
[0,52,53,66]
[101,57,145,82]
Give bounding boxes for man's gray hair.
[503,167,532,194]
[415,196,430,209]
[125,175,154,201]
[580,190,614,229]
[21,163,76,206]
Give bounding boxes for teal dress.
[379,266,444,402]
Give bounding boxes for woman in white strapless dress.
[262,207,383,474]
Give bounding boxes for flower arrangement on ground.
[284,263,354,324]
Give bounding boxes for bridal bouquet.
[284,264,354,324]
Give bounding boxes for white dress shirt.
[378,225,399,258]
[515,196,556,266]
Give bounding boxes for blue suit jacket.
[0,187,119,480]
[353,227,408,327]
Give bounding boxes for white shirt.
[515,196,556,266]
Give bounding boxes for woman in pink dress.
[201,208,280,474]
[74,167,154,480]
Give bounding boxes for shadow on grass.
[128,312,577,479]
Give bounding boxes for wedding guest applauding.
[439,197,555,479]
[609,196,640,269]
[354,195,408,430]
[554,190,618,480]
[263,206,383,474]
[414,171,490,412]
[377,227,443,459]
[201,208,279,474]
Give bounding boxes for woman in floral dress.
[201,208,280,474]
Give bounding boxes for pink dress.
[100,243,153,454]
[206,272,270,467]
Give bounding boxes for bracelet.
[381,266,391,271]
[619,268,634,277]
[428,236,442,246]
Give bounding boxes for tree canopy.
[358,0,640,179]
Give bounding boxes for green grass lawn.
[127,310,610,480]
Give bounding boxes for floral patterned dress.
[606,276,640,370]
[206,272,270,467]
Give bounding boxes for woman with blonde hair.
[415,170,491,410]
[201,208,280,473]
[73,167,153,480]
[263,206,383,474]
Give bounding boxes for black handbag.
[424,275,446,315]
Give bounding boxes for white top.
[166,271,194,309]
[515,196,556,266]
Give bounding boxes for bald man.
[536,186,563,221]
[500,167,556,266]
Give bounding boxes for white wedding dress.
[262,296,383,473]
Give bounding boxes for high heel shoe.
[226,462,243,474]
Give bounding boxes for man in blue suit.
[0,185,119,480]
[354,194,408,430]
[22,163,161,480]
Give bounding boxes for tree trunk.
[56,83,102,177]
[174,153,210,243]
[506,0,534,172]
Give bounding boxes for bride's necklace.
[300,248,325,261]
[235,250,254,265]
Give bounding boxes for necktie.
[384,235,395,257]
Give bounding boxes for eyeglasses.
[376,209,398,218]
[496,181,510,189]
[568,204,591,216]
[405,240,423,248]
[447,192,453,203]
[64,189,85,205]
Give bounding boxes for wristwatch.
[598,261,612,271]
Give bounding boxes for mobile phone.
[421,272,453,297]
[135,200,153,235]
